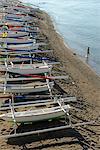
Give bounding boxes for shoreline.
[38,10,100,112]
[45,10,100,77]
[41,7,100,76]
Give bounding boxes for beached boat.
[5,13,34,21]
[12,6,37,14]
[0,38,33,44]
[0,23,38,30]
[0,9,36,17]
[0,25,39,33]
[0,55,49,63]
[5,17,33,23]
[6,28,39,33]
[0,57,33,63]
[0,49,52,56]
[0,31,28,38]
[0,21,26,26]
[0,46,52,52]
[0,81,54,94]
[4,10,38,22]
[5,14,32,20]
[0,12,25,16]
[0,38,34,48]
[0,63,52,74]
[0,104,70,123]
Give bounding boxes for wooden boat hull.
[0,38,33,48]
[0,58,31,63]
[8,43,34,48]
[0,24,38,30]
[0,21,25,26]
[0,82,54,94]
[13,6,36,14]
[0,64,52,74]
[0,38,33,44]
[8,29,39,33]
[0,105,67,123]
[0,45,44,52]
[5,18,31,23]
[5,15,31,20]
[7,67,52,74]
[0,31,28,38]
[0,50,52,56]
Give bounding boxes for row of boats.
[0,0,76,138]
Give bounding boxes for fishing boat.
[6,12,29,17]
[0,63,52,74]
[0,31,29,38]
[0,38,34,48]
[0,46,52,52]
[0,10,36,18]
[5,17,33,23]
[5,14,32,20]
[0,50,52,57]
[0,38,33,44]
[0,55,49,63]
[0,57,32,63]
[12,6,37,14]
[5,12,35,21]
[0,26,39,33]
[0,21,26,27]
[0,81,54,94]
[0,104,70,123]
[0,23,38,30]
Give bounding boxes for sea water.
[22,0,100,75]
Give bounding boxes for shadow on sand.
[7,120,90,150]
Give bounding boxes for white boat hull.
[0,105,68,123]
[0,38,33,48]
[0,82,54,94]
[0,64,52,74]
[0,31,28,38]
[8,43,33,48]
[7,67,52,74]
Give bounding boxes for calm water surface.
[22,0,100,75]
